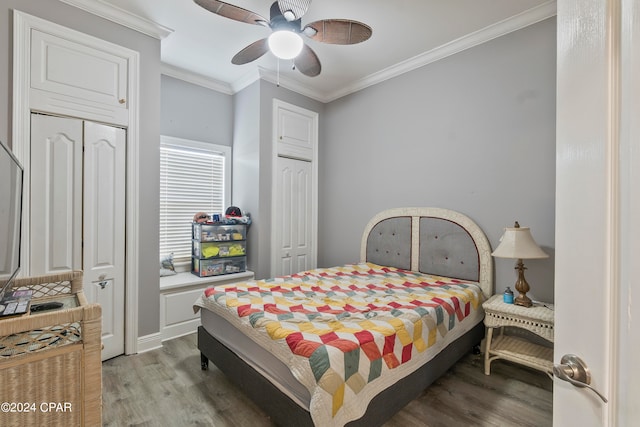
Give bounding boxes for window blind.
[159,139,228,265]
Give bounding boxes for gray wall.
[161,75,233,145]
[0,0,162,336]
[319,18,557,303]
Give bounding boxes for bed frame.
[198,207,493,426]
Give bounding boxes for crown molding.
[58,0,173,39]
[324,0,557,102]
[66,0,556,103]
[161,63,233,94]
[256,67,327,102]
[230,69,261,94]
[160,63,321,100]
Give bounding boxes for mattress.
[201,307,312,406]
[194,263,485,426]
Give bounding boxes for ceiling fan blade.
[232,38,270,65]
[194,0,268,26]
[303,19,372,45]
[294,44,321,77]
[277,0,312,21]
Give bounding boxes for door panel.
[280,163,294,271]
[275,156,312,276]
[295,254,308,274]
[295,166,311,273]
[276,105,314,161]
[83,121,126,360]
[30,114,82,275]
[30,29,128,109]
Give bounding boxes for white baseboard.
[136,332,163,354]
[161,318,201,342]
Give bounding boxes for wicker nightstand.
[483,294,554,376]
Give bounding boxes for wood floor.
[102,333,552,427]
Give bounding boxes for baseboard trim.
[161,319,201,342]
[136,332,163,354]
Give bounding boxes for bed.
[194,207,493,426]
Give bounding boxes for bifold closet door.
[30,113,126,360]
[83,121,126,361]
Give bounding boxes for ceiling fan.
[194,0,373,77]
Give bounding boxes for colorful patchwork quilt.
[194,262,485,426]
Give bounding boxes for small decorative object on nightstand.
[492,222,548,307]
[503,286,514,304]
[483,294,554,376]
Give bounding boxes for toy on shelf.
[193,212,210,223]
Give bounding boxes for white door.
[274,156,313,276]
[555,0,639,425]
[82,122,126,361]
[30,114,126,361]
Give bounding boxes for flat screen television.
[0,139,24,301]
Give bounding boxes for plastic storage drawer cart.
[192,222,248,277]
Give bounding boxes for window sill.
[159,270,254,292]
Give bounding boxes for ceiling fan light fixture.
[268,30,304,59]
[302,26,318,37]
[278,0,312,21]
[195,0,372,77]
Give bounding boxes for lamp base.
[514,259,533,308]
[514,294,533,308]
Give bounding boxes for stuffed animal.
[193,212,210,223]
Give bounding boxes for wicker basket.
[0,271,102,427]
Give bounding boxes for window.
[159,135,230,267]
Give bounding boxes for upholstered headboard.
[360,207,494,299]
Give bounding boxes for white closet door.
[30,114,83,275]
[274,156,313,276]
[30,114,126,361]
[83,121,126,360]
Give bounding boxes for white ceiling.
[87,0,555,102]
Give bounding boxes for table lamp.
[492,222,548,307]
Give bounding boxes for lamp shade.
[268,30,303,59]
[492,226,548,259]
